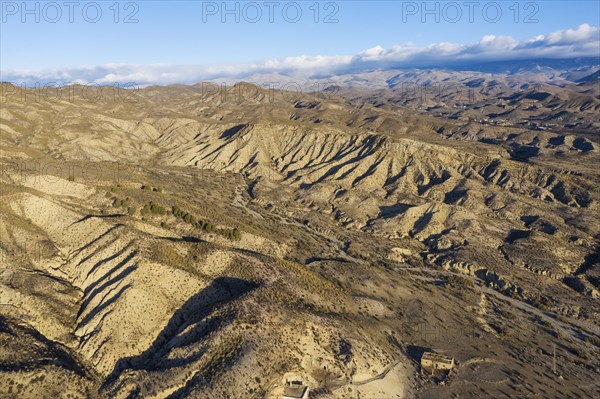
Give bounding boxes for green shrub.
[170,204,240,239]
[204,222,215,232]
[574,347,590,360]
[149,201,166,214]
[530,294,551,311]
[140,201,166,215]
[445,275,474,289]
[497,307,515,319]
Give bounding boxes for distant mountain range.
[207,57,599,89]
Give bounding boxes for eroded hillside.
[1,81,599,398]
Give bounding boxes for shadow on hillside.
[0,315,89,377]
[72,214,127,224]
[406,345,432,365]
[72,225,125,258]
[159,235,205,243]
[220,124,246,140]
[379,203,414,219]
[298,135,381,189]
[102,277,258,390]
[509,143,539,162]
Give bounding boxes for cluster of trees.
[172,205,216,231]
[141,201,166,215]
[171,205,201,225]
[112,197,131,208]
[171,205,241,240]
[224,227,242,240]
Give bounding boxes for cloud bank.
[2,24,599,86]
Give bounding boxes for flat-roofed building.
[421,352,454,371]
[282,380,309,399]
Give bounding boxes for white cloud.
[547,23,598,45]
[2,24,598,85]
[518,23,600,49]
[359,45,387,59]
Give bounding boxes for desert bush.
[574,347,590,360]
[533,315,552,328]
[149,201,166,214]
[530,294,552,311]
[171,204,240,239]
[445,275,474,289]
[140,201,166,215]
[586,335,600,348]
[496,307,515,319]
[229,227,242,240]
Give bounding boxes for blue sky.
[1,1,599,83]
